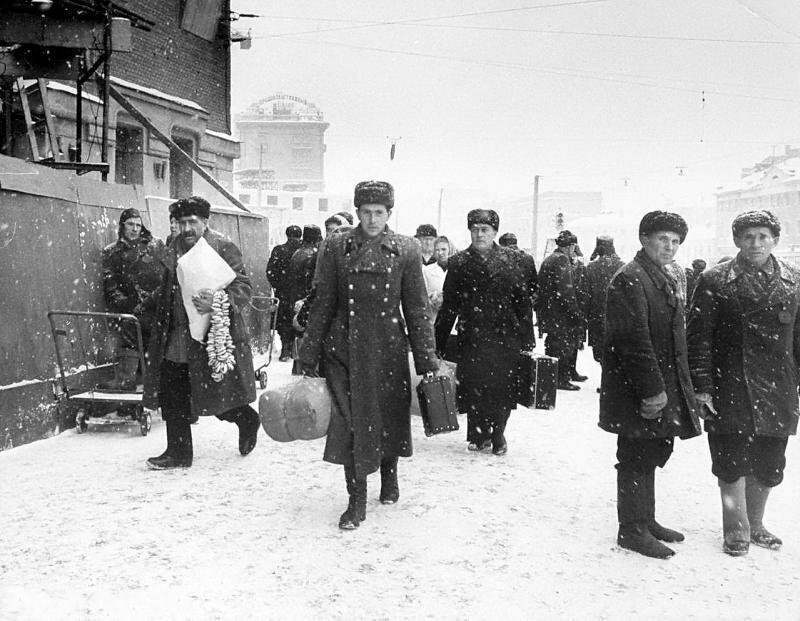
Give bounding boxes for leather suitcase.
[517,354,558,410]
[416,375,459,437]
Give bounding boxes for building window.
[180,0,224,41]
[318,198,328,212]
[266,195,278,206]
[170,134,194,199]
[114,124,143,185]
[292,197,303,210]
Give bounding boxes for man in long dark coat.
[143,197,260,469]
[536,230,585,390]
[688,210,799,556]
[299,181,438,530]
[600,211,701,559]
[286,225,323,310]
[498,232,539,308]
[267,225,302,361]
[581,235,624,365]
[435,210,534,455]
[684,258,707,304]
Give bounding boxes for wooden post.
[531,175,540,259]
[100,3,112,181]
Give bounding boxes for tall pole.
[531,174,540,258]
[437,187,444,233]
[100,2,112,181]
[257,143,264,209]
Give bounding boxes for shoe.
[570,372,588,382]
[649,521,684,543]
[278,355,292,362]
[723,538,750,557]
[146,452,192,469]
[467,440,492,452]
[750,527,782,550]
[237,410,260,456]
[557,380,580,391]
[618,524,675,559]
[492,440,508,456]
[379,457,399,505]
[340,468,367,530]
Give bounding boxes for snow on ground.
[1,348,799,620]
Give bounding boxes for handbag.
[416,374,459,437]
[259,377,331,442]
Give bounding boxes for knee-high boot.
[147,420,193,469]
[719,477,750,556]
[745,476,782,550]
[645,468,684,542]
[379,457,399,504]
[617,469,675,559]
[339,462,367,530]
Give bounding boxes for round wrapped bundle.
[258,378,331,442]
[284,377,331,440]
[258,388,293,442]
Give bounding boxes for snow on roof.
[45,81,103,105]
[205,129,238,143]
[110,76,208,114]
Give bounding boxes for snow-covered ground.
[1,347,799,620]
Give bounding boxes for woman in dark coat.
[299,181,438,530]
[688,210,800,556]
[600,211,701,559]
[435,209,534,455]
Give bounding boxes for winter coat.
[266,238,302,297]
[536,248,584,335]
[434,243,535,412]
[687,255,800,437]
[143,229,256,419]
[581,253,624,349]
[299,226,438,478]
[101,227,165,341]
[599,250,701,440]
[286,242,319,307]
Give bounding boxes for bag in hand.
[416,374,459,437]
[517,353,558,410]
[259,377,331,442]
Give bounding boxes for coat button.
[349,299,354,304]
[350,311,355,316]
[348,284,354,290]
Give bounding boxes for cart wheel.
[258,368,268,389]
[75,408,88,434]
[139,408,151,436]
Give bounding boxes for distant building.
[715,146,800,261]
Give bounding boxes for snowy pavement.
[1,348,799,620]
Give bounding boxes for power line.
[732,0,800,41]
[275,37,800,105]
[263,0,616,39]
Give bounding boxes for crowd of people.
[103,185,799,558]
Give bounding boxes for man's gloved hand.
[694,392,717,420]
[300,363,319,378]
[639,391,668,420]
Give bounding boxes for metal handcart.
[48,310,152,436]
[251,295,279,389]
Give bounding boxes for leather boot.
[339,463,367,530]
[147,420,193,469]
[379,457,399,504]
[645,468,684,542]
[617,469,675,559]
[235,407,260,456]
[746,476,782,550]
[719,477,750,556]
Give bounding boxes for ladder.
[10,78,62,162]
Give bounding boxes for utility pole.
[437,187,444,233]
[531,174,540,259]
[257,143,264,209]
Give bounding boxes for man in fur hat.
[267,225,303,361]
[143,196,260,469]
[688,210,799,556]
[581,235,624,368]
[536,230,585,390]
[600,211,701,559]
[101,208,165,389]
[415,224,438,266]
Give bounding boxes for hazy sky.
[229,1,800,228]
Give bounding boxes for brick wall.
[113,0,231,133]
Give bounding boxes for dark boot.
[379,457,399,504]
[339,464,367,530]
[645,468,684,542]
[569,349,587,382]
[746,476,781,550]
[147,420,193,469]
[235,407,260,456]
[491,427,508,456]
[278,334,293,362]
[719,477,750,556]
[617,469,675,559]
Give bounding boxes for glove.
[694,392,717,420]
[639,391,667,420]
[300,363,319,378]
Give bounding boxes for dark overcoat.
[581,253,624,349]
[286,243,319,307]
[299,226,438,478]
[267,238,302,334]
[599,250,701,440]
[434,244,535,412]
[143,229,256,419]
[101,227,165,343]
[536,249,584,335]
[687,256,800,437]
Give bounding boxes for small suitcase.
[416,374,459,437]
[517,353,558,410]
